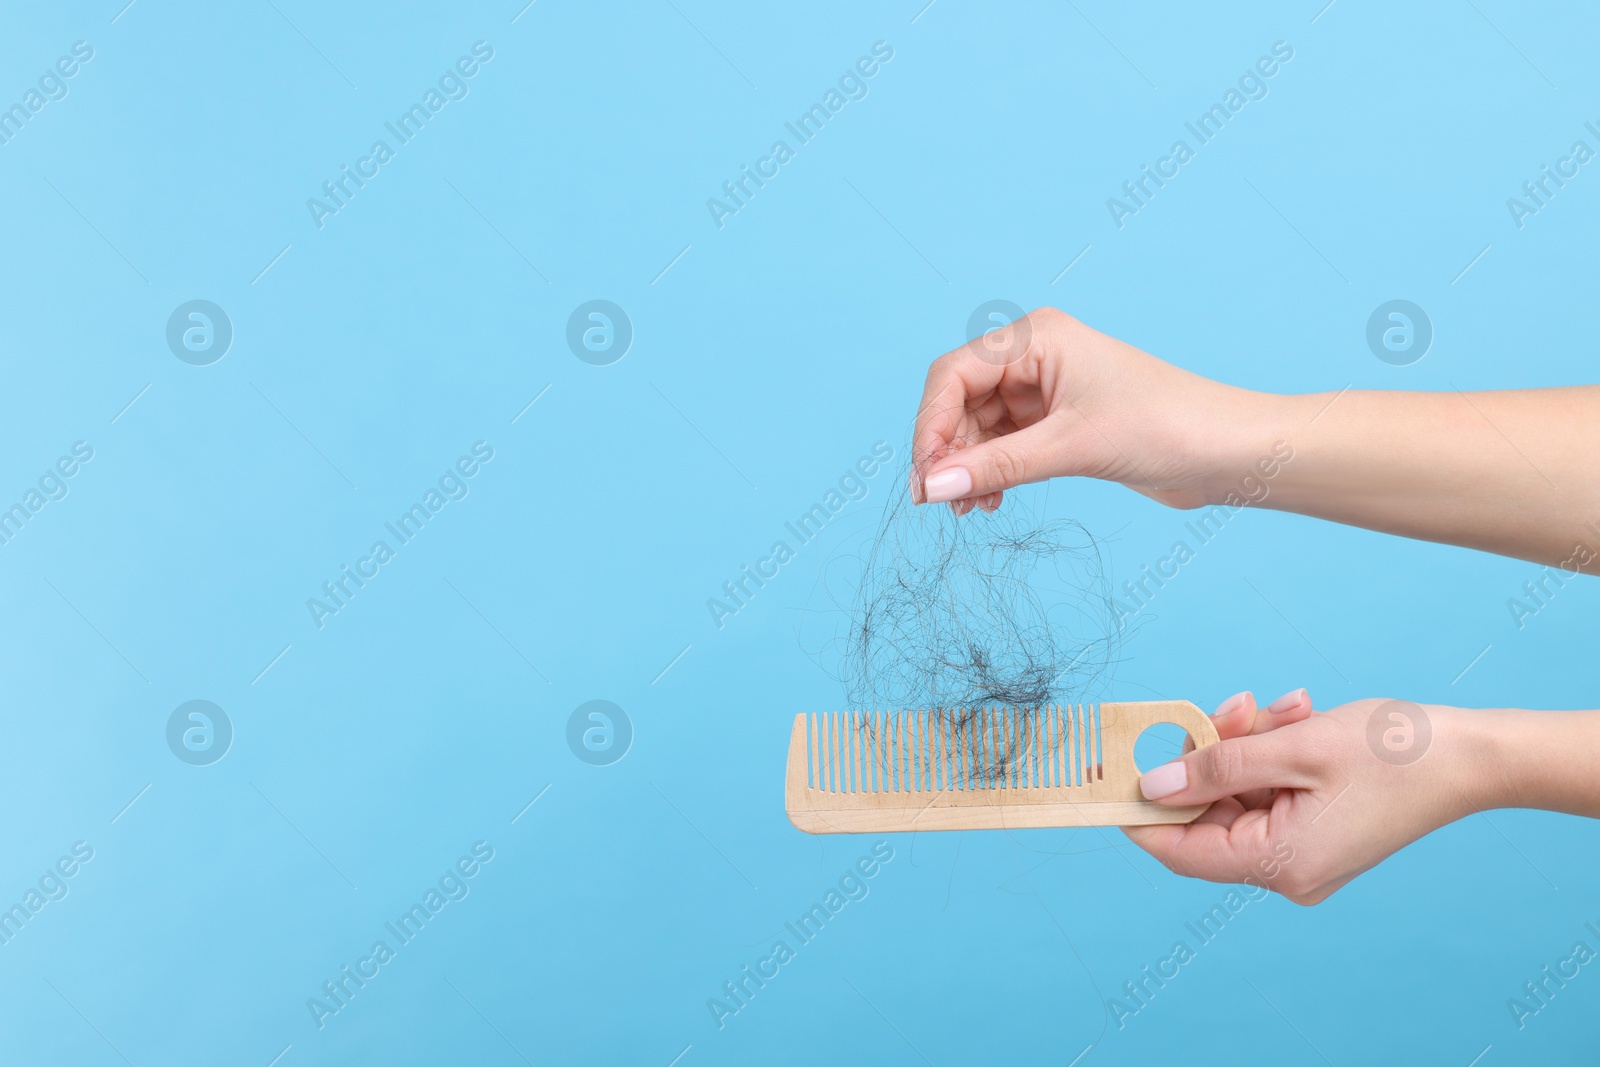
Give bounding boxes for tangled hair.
[830,449,1120,786]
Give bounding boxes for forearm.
[1207,386,1600,567]
[1454,707,1600,819]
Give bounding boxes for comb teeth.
[805,705,1106,794]
[786,700,1217,833]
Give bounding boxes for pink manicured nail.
[923,467,972,503]
[1140,760,1188,800]
[1267,688,1307,714]
[1213,691,1252,718]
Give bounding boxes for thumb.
[1139,730,1316,806]
[920,421,1060,503]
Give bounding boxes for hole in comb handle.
[1133,720,1191,775]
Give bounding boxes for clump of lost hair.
[834,450,1120,785]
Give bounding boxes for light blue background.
[1,0,1597,1063]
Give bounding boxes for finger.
[1189,795,1246,829]
[1181,691,1255,759]
[1207,688,1313,742]
[1209,691,1257,742]
[1233,690,1314,806]
[968,393,1012,435]
[911,351,1009,498]
[921,419,1061,502]
[1139,728,1318,806]
[914,347,1005,443]
[1195,694,1272,819]
[1123,806,1277,886]
[975,491,1002,513]
[909,401,973,504]
[1259,687,1313,728]
[1220,689,1312,808]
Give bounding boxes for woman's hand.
[910,306,1600,567]
[911,307,1252,514]
[1121,691,1498,905]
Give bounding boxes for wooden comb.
[785,702,1218,833]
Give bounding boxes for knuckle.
[987,446,1027,488]
[1283,887,1323,907]
[1196,741,1245,793]
[1270,865,1323,905]
[1154,845,1194,882]
[1161,856,1192,881]
[1029,305,1071,328]
[926,352,959,380]
[928,351,973,385]
[1273,869,1308,898]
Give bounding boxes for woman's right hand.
[912,307,1600,566]
[910,307,1256,514]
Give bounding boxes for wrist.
[1430,705,1517,814]
[1188,387,1309,507]
[1459,707,1600,817]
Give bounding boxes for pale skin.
[911,307,1600,904]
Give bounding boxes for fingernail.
[923,467,972,504]
[1140,760,1188,800]
[1213,691,1252,718]
[909,470,924,505]
[1267,688,1307,714]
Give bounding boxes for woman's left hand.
[1122,690,1487,905]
